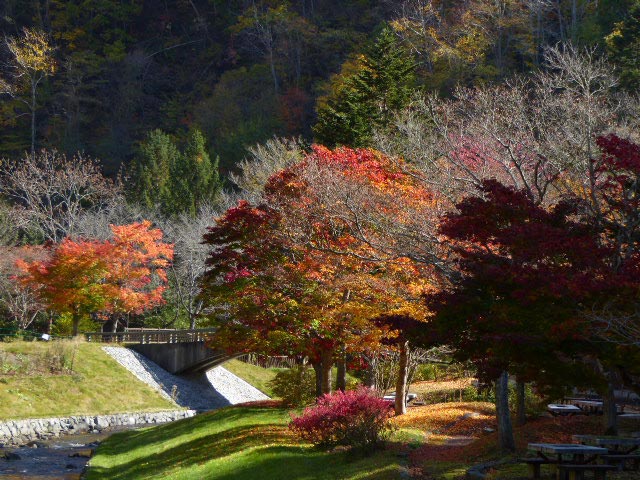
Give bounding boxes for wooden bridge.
[84,328,216,344]
[84,328,233,375]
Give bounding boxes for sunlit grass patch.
[0,341,175,419]
[87,405,406,480]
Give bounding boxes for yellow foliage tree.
[1,28,56,155]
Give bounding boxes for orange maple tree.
[17,221,173,335]
[202,147,438,397]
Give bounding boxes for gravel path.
[102,346,268,412]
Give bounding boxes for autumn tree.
[427,180,608,450]
[201,199,393,396]
[586,135,640,354]
[376,44,623,206]
[18,221,173,336]
[0,246,47,330]
[0,28,56,155]
[229,137,305,204]
[232,2,313,94]
[162,207,218,329]
[202,147,433,397]
[0,150,121,242]
[429,144,640,441]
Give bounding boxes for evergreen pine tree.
[130,129,222,216]
[130,129,179,212]
[314,26,416,148]
[606,1,640,91]
[170,129,222,216]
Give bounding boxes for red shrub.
[289,387,394,450]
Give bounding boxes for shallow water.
[0,428,135,479]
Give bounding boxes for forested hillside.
[2,0,640,340]
[0,1,634,174]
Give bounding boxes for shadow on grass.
[94,407,274,459]
[89,443,402,480]
[211,445,403,480]
[87,406,402,480]
[87,422,291,479]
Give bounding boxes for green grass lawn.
[0,340,176,419]
[86,406,406,480]
[222,359,281,397]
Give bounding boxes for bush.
[268,365,316,407]
[289,387,394,450]
[413,363,442,382]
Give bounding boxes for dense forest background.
[0,0,635,176]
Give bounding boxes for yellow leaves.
[6,28,57,77]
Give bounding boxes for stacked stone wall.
[0,410,195,447]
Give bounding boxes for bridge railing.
[84,328,217,344]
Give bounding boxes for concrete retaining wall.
[131,342,219,374]
[0,409,196,447]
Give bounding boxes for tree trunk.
[336,348,346,391]
[31,81,36,157]
[365,355,376,389]
[320,348,333,394]
[395,341,409,416]
[516,380,526,426]
[311,361,323,398]
[495,371,516,452]
[603,382,618,435]
[72,312,81,337]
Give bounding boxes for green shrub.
[508,382,546,416]
[413,364,443,382]
[268,365,316,407]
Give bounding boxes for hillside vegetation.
[0,341,176,420]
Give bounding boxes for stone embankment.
[0,346,268,447]
[102,346,269,411]
[0,409,195,447]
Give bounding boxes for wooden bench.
[600,453,640,471]
[520,458,550,478]
[555,464,616,480]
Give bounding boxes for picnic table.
[526,443,612,479]
[572,400,605,414]
[572,435,640,471]
[573,435,640,453]
[548,404,583,416]
[567,400,625,415]
[382,392,417,404]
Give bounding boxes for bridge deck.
[84,328,216,344]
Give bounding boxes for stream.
[0,427,137,479]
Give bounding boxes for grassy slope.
[222,359,280,397]
[0,341,176,420]
[86,406,404,480]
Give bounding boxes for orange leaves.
[392,402,495,434]
[17,222,173,321]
